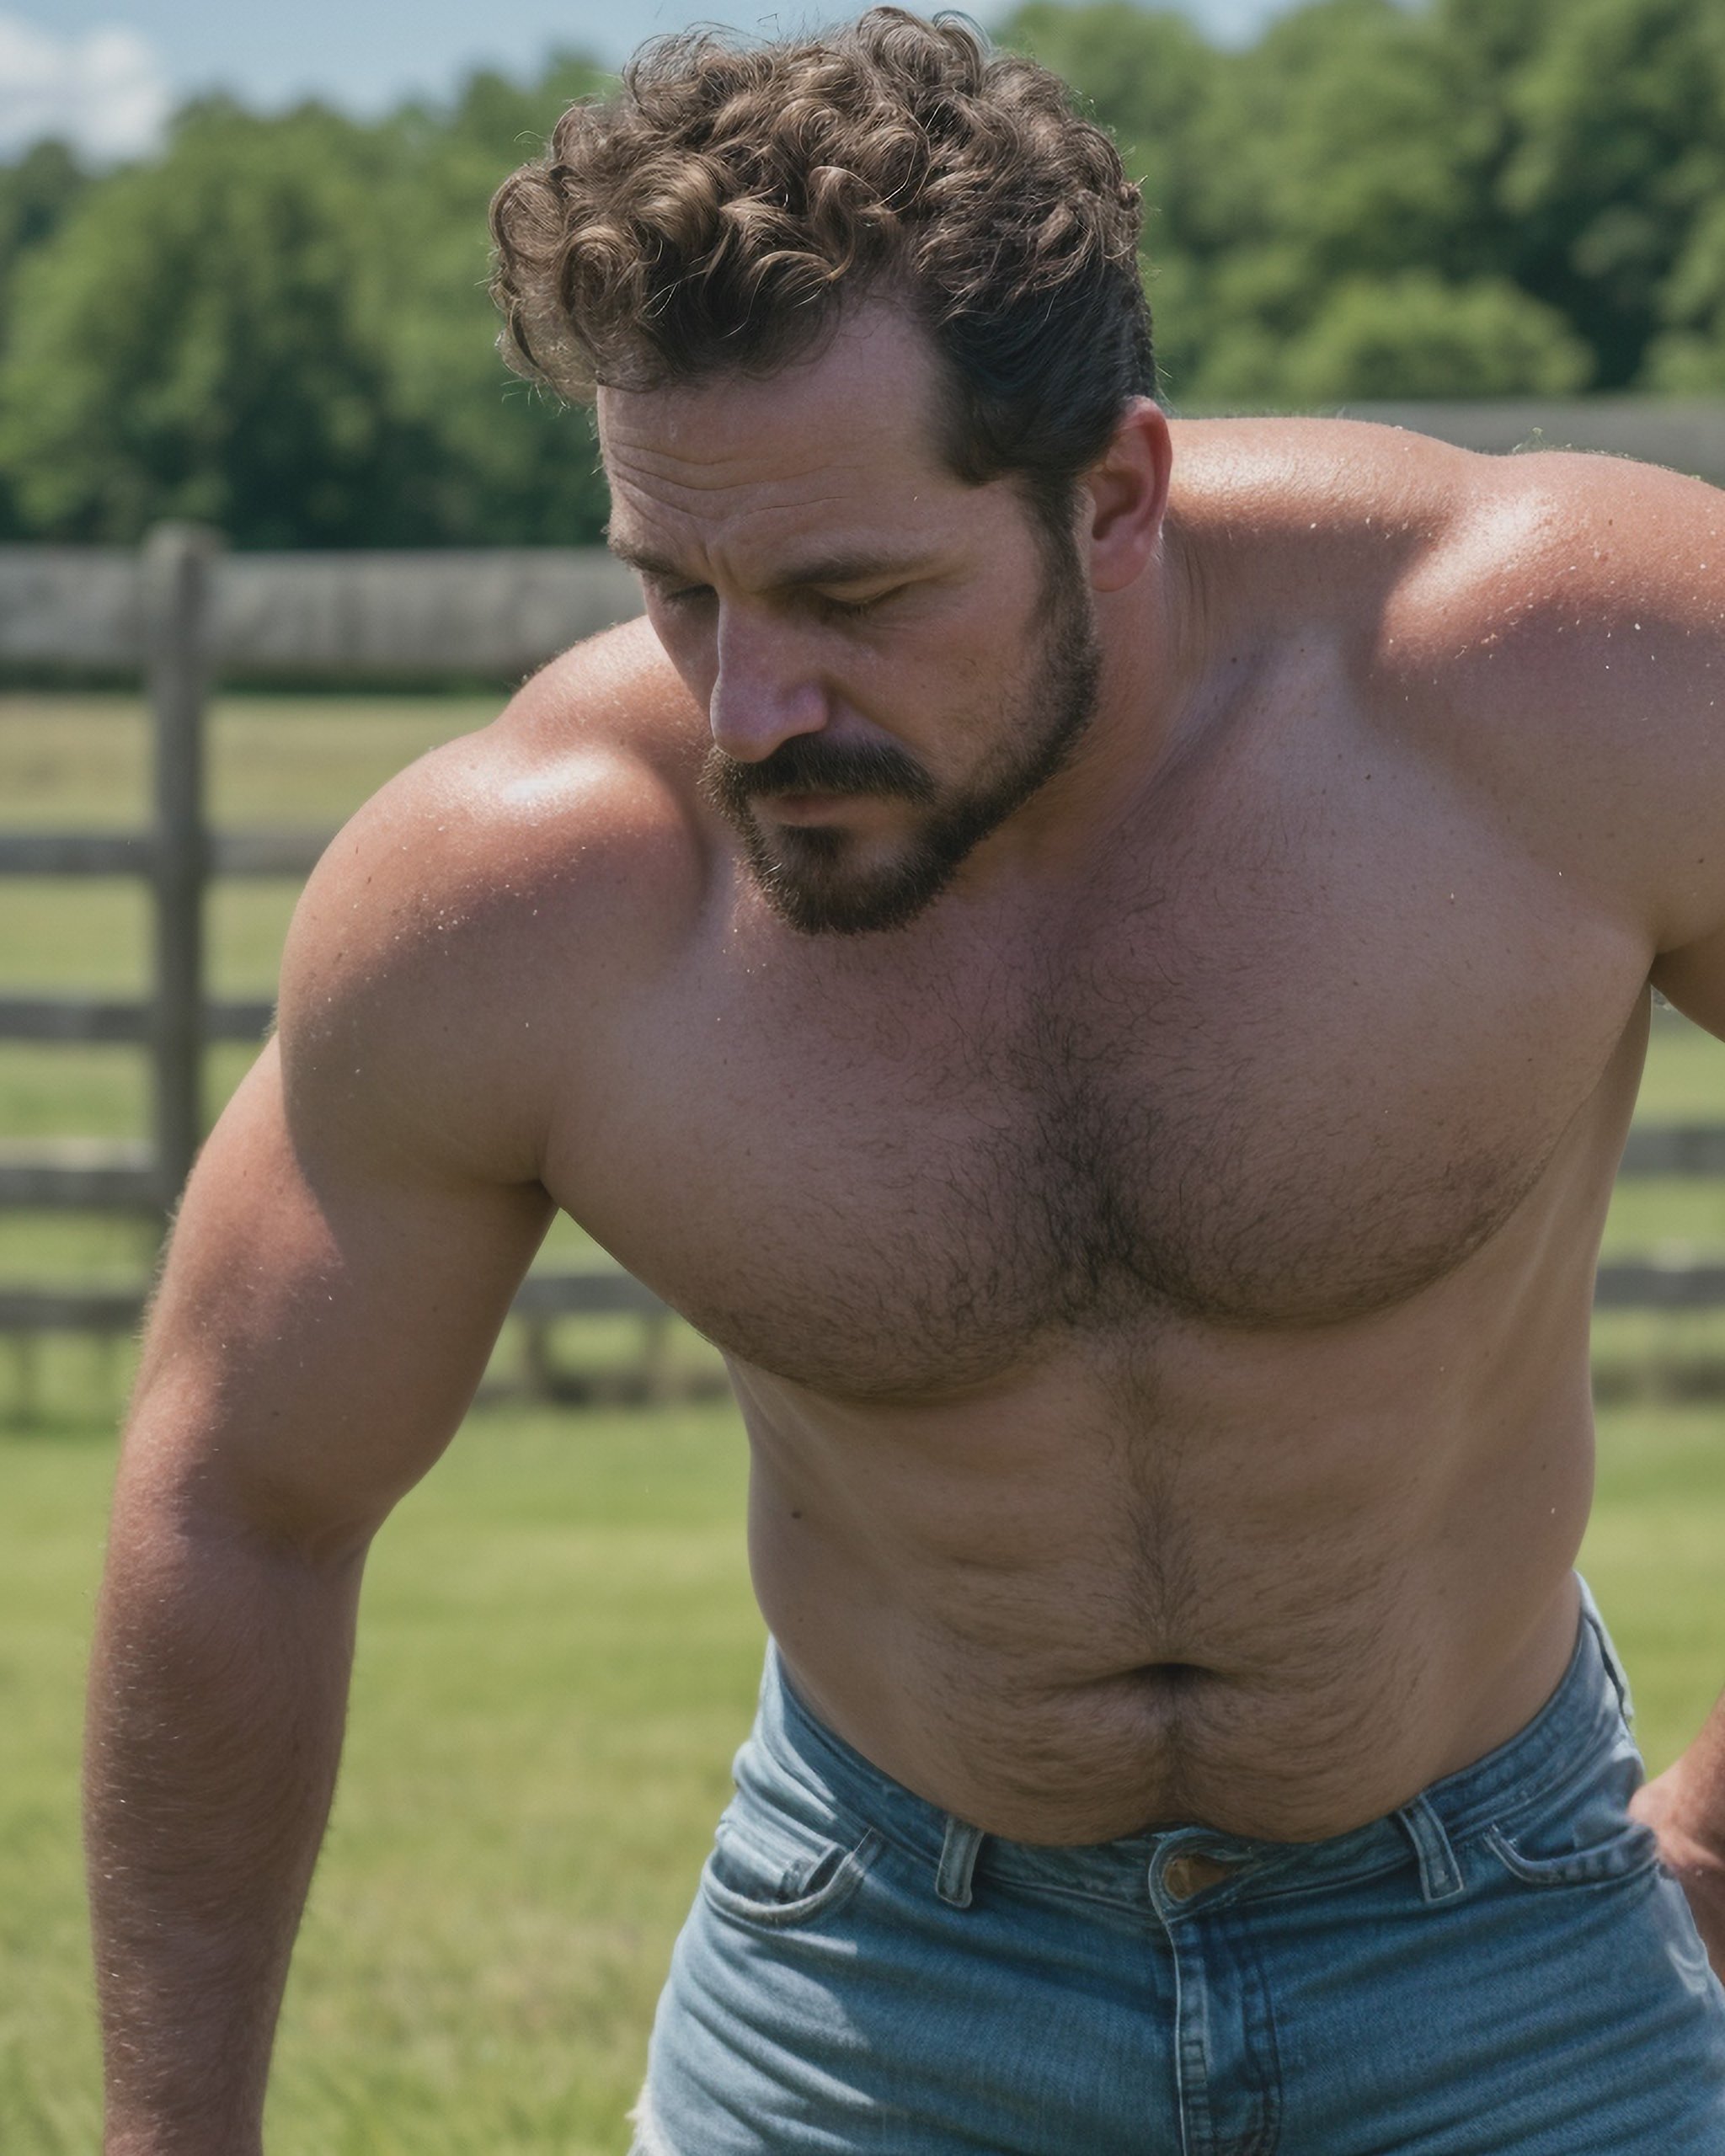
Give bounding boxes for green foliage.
[1488,0,1725,387]
[0,141,90,536]
[0,141,86,331]
[1001,0,1725,411]
[0,61,613,549]
[354,57,617,546]
[0,1,1721,542]
[1276,272,1594,403]
[1644,200,1725,392]
[1,103,431,545]
[1200,1,1485,286]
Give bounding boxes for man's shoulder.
[1381,436,1720,729]
[1177,415,1725,952]
[293,616,708,994]
[1378,429,1722,667]
[1182,416,1723,787]
[1172,409,1721,615]
[274,617,710,1181]
[503,611,707,770]
[1367,430,1725,955]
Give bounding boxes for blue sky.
[4,0,1303,159]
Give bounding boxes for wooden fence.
[0,524,685,1401]
[3,393,1725,1397]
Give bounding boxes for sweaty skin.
[87,308,1725,2149]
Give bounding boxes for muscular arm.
[86,744,565,2153]
[1469,451,1725,1960]
[1379,440,1725,1957]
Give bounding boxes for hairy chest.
[558,770,1648,1396]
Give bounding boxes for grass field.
[1,1401,762,2155]
[2,692,1725,2150]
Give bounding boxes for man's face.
[599,307,1104,935]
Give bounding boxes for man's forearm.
[86,1486,365,2155]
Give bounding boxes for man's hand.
[1632,1758,1725,1975]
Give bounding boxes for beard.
[699,550,1103,936]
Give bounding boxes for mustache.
[704,734,937,808]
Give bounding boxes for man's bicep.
[126,1040,553,1556]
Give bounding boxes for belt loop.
[936,1817,985,1908]
[1397,1795,1466,1903]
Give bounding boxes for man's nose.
[708,607,828,763]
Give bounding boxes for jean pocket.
[1484,1816,1661,1887]
[1483,1757,1662,1889]
[699,1802,885,1929]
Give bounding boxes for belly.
[738,1314,1596,1844]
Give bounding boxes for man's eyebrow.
[604,531,681,579]
[604,530,936,590]
[770,551,936,590]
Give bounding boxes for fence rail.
[0,830,334,877]
[0,542,641,678]
[0,1142,153,1211]
[1345,398,1725,487]
[0,997,275,1046]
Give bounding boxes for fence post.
[142,523,222,1216]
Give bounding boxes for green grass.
[1589,1405,1725,1756]
[0,1400,761,2155]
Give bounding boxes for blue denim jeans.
[632,1583,1725,2153]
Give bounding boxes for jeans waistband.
[751,1577,1632,1911]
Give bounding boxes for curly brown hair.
[489,8,1154,531]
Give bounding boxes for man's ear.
[1080,398,1172,594]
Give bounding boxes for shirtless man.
[87,11,1725,2152]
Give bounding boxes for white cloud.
[0,14,171,162]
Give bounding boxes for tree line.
[2,0,1722,552]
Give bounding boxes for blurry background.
[3,5,1725,2151]
[4,0,1724,548]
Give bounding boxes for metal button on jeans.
[1162,1851,1231,1901]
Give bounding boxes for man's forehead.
[598,388,969,582]
[601,430,935,571]
[600,402,896,499]
[601,384,928,489]
[596,301,947,487]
